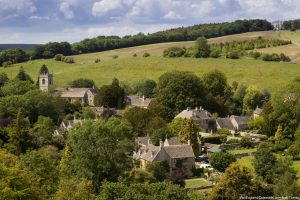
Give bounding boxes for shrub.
[209,49,221,58]
[112,55,118,59]
[133,53,137,57]
[143,52,150,57]
[279,53,291,62]
[216,128,231,136]
[64,57,75,63]
[94,58,101,63]
[2,61,13,67]
[226,51,240,59]
[249,51,261,59]
[208,151,236,172]
[163,47,186,58]
[54,54,64,61]
[191,166,204,177]
[202,135,226,144]
[240,135,252,148]
[183,47,195,57]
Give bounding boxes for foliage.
[0,48,29,66]
[54,178,95,200]
[156,71,207,118]
[216,128,231,135]
[60,118,136,193]
[83,107,96,119]
[163,47,186,57]
[208,151,236,172]
[133,79,157,98]
[0,72,9,86]
[243,89,264,115]
[0,149,43,200]
[69,78,95,88]
[240,135,252,148]
[20,146,60,197]
[273,171,300,197]
[15,66,34,83]
[282,19,300,31]
[262,53,290,62]
[210,163,271,199]
[31,42,73,59]
[194,37,210,58]
[203,69,228,97]
[54,54,64,61]
[98,181,190,200]
[146,161,169,182]
[143,52,150,57]
[95,78,125,109]
[202,135,226,144]
[129,169,156,183]
[167,168,187,188]
[0,80,36,96]
[63,57,75,63]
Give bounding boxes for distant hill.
[0,44,40,51]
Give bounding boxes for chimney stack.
[148,138,151,145]
[188,140,191,146]
[159,140,164,147]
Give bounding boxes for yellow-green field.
[0,30,300,92]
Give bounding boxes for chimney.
[159,140,164,147]
[148,138,151,145]
[200,106,202,111]
[188,140,191,146]
[142,95,145,101]
[195,107,198,111]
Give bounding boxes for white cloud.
[163,11,184,20]
[29,15,50,20]
[59,2,74,19]
[0,0,36,19]
[92,0,123,16]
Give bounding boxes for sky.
[1,0,300,44]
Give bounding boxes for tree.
[39,64,49,74]
[69,78,95,88]
[134,79,157,98]
[203,70,228,97]
[5,111,32,155]
[60,118,136,193]
[0,72,9,86]
[273,171,300,197]
[208,152,236,172]
[20,146,60,197]
[54,178,95,200]
[0,80,36,96]
[14,66,33,83]
[0,149,43,200]
[31,116,56,148]
[123,107,152,136]
[210,163,270,199]
[194,37,210,58]
[95,78,125,109]
[98,181,189,200]
[253,143,277,183]
[82,107,96,119]
[156,71,207,118]
[129,169,156,183]
[243,89,264,115]
[167,168,186,187]
[146,161,169,181]
[177,118,200,156]
[240,135,252,148]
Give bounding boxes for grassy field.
[228,148,257,155]
[0,30,300,92]
[185,178,212,188]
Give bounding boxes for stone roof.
[164,137,180,146]
[55,88,95,98]
[231,115,249,126]
[175,107,212,120]
[254,107,263,115]
[164,145,195,158]
[136,136,150,146]
[126,96,152,108]
[216,118,235,130]
[133,144,160,161]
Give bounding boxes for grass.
[293,161,300,185]
[185,178,212,188]
[228,148,257,155]
[0,30,299,93]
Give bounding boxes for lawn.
[229,148,257,155]
[185,178,212,189]
[1,56,299,94]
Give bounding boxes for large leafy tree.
[0,80,36,96]
[60,118,136,193]
[69,78,95,88]
[146,161,169,182]
[95,78,125,109]
[134,79,157,98]
[210,163,271,199]
[208,151,236,172]
[31,116,56,148]
[243,89,264,115]
[156,71,207,118]
[203,69,228,97]
[15,66,34,83]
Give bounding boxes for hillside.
[1,31,300,93]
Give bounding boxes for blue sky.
[1,0,300,44]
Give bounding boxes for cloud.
[0,0,36,21]
[29,15,50,20]
[92,0,124,16]
[163,11,184,20]
[59,2,74,19]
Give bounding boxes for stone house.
[175,107,217,133]
[216,117,236,133]
[253,107,263,119]
[230,115,250,131]
[133,137,195,176]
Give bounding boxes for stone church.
[39,71,96,106]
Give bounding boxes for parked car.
[200,163,214,170]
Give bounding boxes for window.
[42,79,46,85]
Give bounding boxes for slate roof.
[136,136,150,146]
[133,144,160,161]
[55,88,95,98]
[126,96,152,108]
[216,118,235,130]
[164,137,180,146]
[175,107,213,120]
[164,145,195,158]
[231,115,249,126]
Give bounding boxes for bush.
[64,57,75,63]
[202,135,226,144]
[54,54,64,61]
[94,58,101,63]
[280,53,291,62]
[143,52,150,57]
[216,128,231,136]
[208,151,236,172]
[249,51,261,59]
[2,61,13,67]
[112,55,118,59]
[209,49,221,58]
[226,51,240,59]
[262,53,290,62]
[191,166,204,177]
[133,53,137,57]
[163,47,186,58]
[240,135,252,148]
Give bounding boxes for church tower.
[39,65,53,91]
